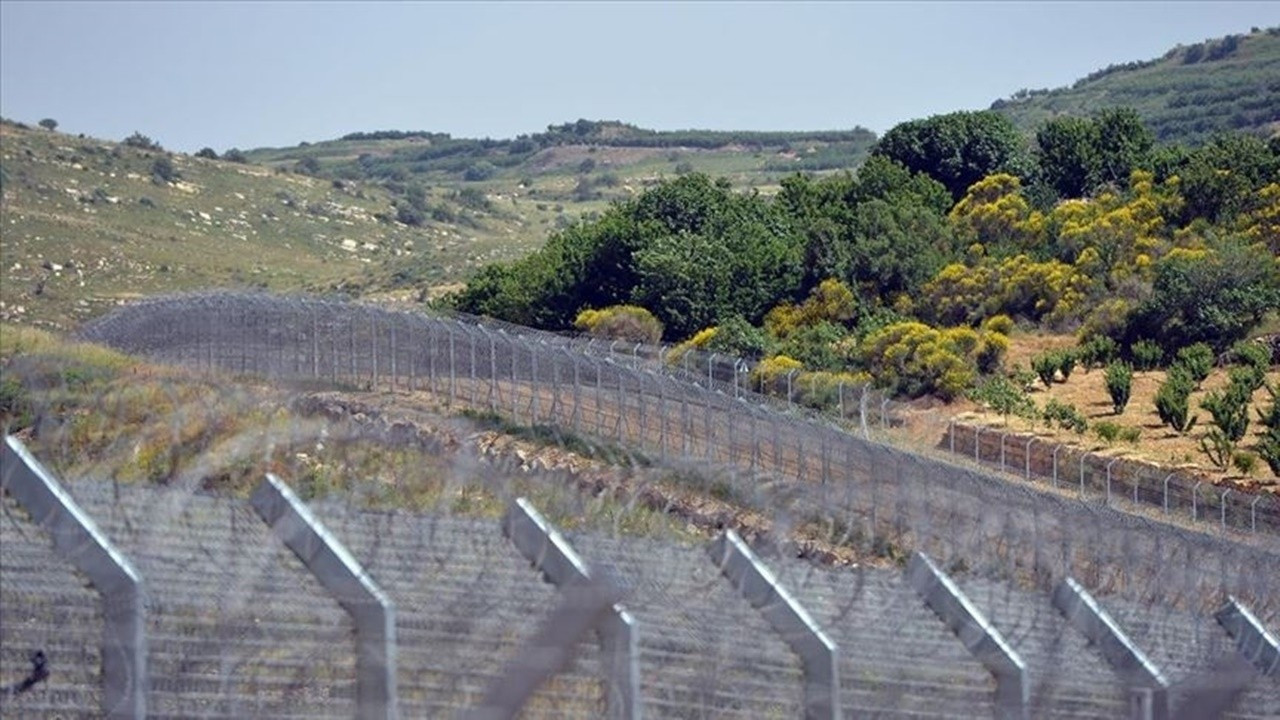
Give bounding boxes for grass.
[0,326,712,544]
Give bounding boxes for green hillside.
[992,26,1280,145]
[0,121,531,329]
[0,120,877,330]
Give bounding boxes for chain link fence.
[2,290,1277,718]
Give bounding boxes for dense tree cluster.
[454,108,1280,406]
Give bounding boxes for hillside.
[992,26,1280,145]
[0,120,876,329]
[0,121,563,328]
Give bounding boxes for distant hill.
[0,119,877,330]
[244,119,877,189]
[992,26,1280,145]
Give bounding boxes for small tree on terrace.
[38,118,58,131]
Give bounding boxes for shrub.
[764,279,857,340]
[123,131,161,150]
[1104,361,1133,414]
[1094,420,1122,445]
[969,375,1037,423]
[1119,426,1142,444]
[778,321,850,372]
[1009,364,1038,393]
[395,204,425,227]
[792,370,874,413]
[1043,398,1089,434]
[1031,351,1058,387]
[1231,340,1271,379]
[1154,365,1197,434]
[750,355,803,394]
[1201,384,1250,443]
[1232,451,1258,476]
[861,322,995,400]
[1130,340,1163,370]
[982,314,1015,336]
[1174,343,1214,386]
[1259,426,1280,476]
[463,161,497,181]
[222,148,248,163]
[195,147,218,159]
[1076,335,1118,371]
[1229,364,1266,395]
[1057,350,1077,382]
[705,315,771,360]
[975,330,1009,375]
[1200,429,1236,470]
[150,156,179,183]
[574,305,664,344]
[38,118,58,131]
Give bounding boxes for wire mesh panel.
[305,497,606,718]
[768,556,999,718]
[0,494,104,718]
[565,534,807,719]
[11,289,1271,717]
[60,479,357,719]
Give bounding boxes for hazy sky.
[2,1,1276,153]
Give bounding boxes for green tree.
[38,118,58,131]
[1089,108,1153,189]
[1123,241,1280,353]
[1174,343,1214,386]
[195,147,218,159]
[872,110,1027,201]
[1179,133,1279,224]
[1154,365,1197,434]
[1035,116,1098,199]
[1104,361,1133,415]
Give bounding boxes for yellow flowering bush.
[574,305,664,344]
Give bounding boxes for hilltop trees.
[454,107,1279,406]
[872,110,1028,201]
[455,173,805,339]
[38,118,57,131]
[1035,108,1154,198]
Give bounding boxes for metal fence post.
[1192,481,1203,521]
[1079,452,1090,498]
[469,324,478,408]
[251,474,398,720]
[570,350,582,434]
[389,316,397,392]
[1220,489,1231,534]
[1052,577,1169,720]
[1024,437,1035,480]
[708,531,841,719]
[1163,473,1175,514]
[370,311,379,389]
[1214,597,1279,677]
[1105,457,1120,506]
[502,498,640,720]
[1052,444,1063,488]
[448,326,457,406]
[1,436,149,720]
[906,552,1028,719]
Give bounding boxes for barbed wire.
[2,290,1277,717]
